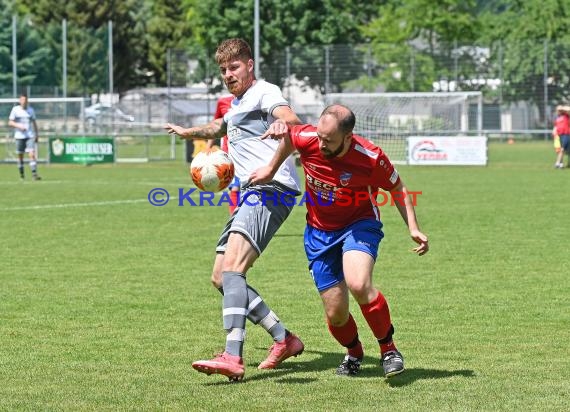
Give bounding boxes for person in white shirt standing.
[8,93,41,181]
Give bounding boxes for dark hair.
[215,38,253,65]
[321,104,356,135]
[20,93,28,98]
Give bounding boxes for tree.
[184,0,386,93]
[478,0,570,124]
[19,0,161,95]
[361,0,480,92]
[144,0,192,86]
[0,2,58,96]
[0,3,17,93]
[67,24,108,96]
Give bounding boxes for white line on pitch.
[0,197,179,211]
[0,180,65,185]
[0,180,190,186]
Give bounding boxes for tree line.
[1,0,569,110]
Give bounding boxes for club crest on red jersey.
[340,172,352,186]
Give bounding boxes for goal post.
[1,97,179,164]
[325,92,484,164]
[0,97,88,163]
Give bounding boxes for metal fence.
[2,30,568,162]
[257,42,570,134]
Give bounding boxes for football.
[190,149,235,192]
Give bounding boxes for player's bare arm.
[249,131,296,185]
[33,120,39,142]
[260,119,290,141]
[165,118,226,140]
[272,105,302,127]
[390,181,429,256]
[8,120,26,131]
[255,105,301,142]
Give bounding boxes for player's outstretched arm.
[390,181,429,256]
[249,132,296,185]
[165,118,226,140]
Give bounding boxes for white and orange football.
[190,149,235,192]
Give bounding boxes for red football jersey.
[290,124,401,231]
[555,114,570,136]
[214,95,234,152]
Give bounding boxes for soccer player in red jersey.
[207,95,240,213]
[251,104,429,377]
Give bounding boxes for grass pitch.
[0,141,569,411]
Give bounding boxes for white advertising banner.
[407,136,488,166]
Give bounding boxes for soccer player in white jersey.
[8,93,41,181]
[165,38,304,381]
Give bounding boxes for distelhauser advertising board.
[49,137,115,164]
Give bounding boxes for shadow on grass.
[383,367,476,387]
[200,356,315,386]
[199,348,475,386]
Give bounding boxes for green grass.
[0,141,569,411]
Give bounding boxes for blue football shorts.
[228,176,240,190]
[304,218,384,292]
[15,138,36,154]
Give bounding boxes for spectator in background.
[553,105,570,169]
[8,93,41,181]
[206,95,240,214]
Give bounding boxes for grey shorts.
[215,186,297,255]
[16,138,35,154]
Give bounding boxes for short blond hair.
[215,38,253,65]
